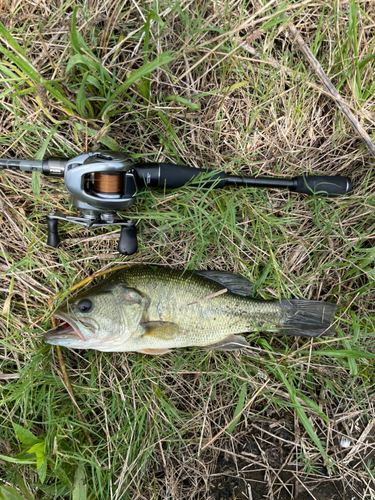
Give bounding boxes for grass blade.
[227,383,247,434]
[70,7,91,55]
[76,72,89,118]
[0,486,27,500]
[72,466,86,500]
[0,22,27,57]
[278,368,330,464]
[100,53,175,117]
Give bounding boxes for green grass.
[0,0,375,499]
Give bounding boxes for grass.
[0,0,375,498]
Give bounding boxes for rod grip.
[291,176,352,196]
[46,216,60,248]
[159,164,227,189]
[135,163,227,189]
[118,225,138,255]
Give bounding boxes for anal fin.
[204,334,250,351]
[136,348,172,355]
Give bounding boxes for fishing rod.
[0,151,352,255]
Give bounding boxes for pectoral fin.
[204,334,250,351]
[136,348,172,355]
[140,321,180,340]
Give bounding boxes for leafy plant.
[0,424,47,484]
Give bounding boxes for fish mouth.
[44,313,86,343]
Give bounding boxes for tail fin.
[279,300,337,337]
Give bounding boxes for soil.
[151,410,372,499]
[206,414,369,500]
[209,450,361,499]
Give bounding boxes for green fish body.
[44,265,337,354]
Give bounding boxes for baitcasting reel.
[0,151,353,255]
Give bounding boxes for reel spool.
[93,173,123,194]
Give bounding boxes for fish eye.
[77,299,93,313]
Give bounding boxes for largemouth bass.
[44,265,337,354]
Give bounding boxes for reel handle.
[46,214,138,255]
[46,215,60,248]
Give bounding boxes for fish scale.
[44,265,338,354]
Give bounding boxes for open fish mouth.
[44,313,86,343]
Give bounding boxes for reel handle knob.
[118,225,138,255]
[46,215,60,248]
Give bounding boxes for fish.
[44,265,337,355]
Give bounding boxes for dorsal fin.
[195,270,254,296]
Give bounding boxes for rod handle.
[291,176,352,196]
[135,163,227,189]
[118,225,138,255]
[46,216,60,248]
